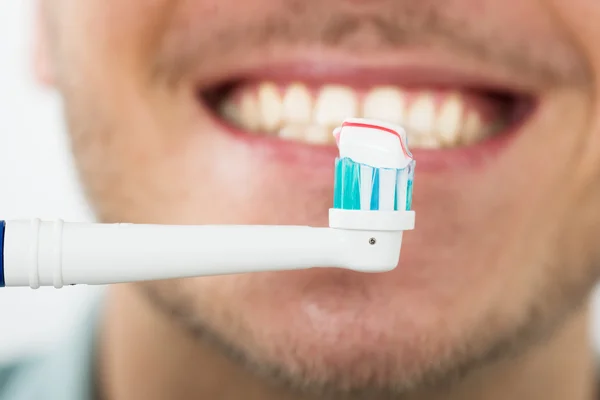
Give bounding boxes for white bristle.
[378,169,397,210]
[360,165,373,210]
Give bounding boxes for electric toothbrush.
[0,118,415,289]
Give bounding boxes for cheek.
[58,0,174,61]
[74,120,335,226]
[546,0,600,174]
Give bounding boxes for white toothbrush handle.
[1,213,413,288]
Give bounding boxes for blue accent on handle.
[0,221,5,287]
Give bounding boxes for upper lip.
[194,48,540,96]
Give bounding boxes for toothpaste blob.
[333,118,415,211]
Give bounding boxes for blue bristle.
[406,161,415,210]
[406,180,413,210]
[333,157,413,211]
[370,168,380,210]
[344,158,360,210]
[333,159,343,209]
[393,169,399,211]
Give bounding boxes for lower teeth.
[227,119,501,149]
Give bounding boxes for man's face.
[41,0,600,396]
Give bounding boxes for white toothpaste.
[333,118,413,169]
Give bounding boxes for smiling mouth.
[198,66,535,166]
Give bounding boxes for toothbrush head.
[331,118,416,216]
[328,118,415,271]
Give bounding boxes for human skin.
[36,0,600,399]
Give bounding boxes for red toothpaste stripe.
[341,121,412,159]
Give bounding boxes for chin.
[141,244,548,395]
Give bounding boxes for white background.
[0,0,101,361]
[1,0,600,361]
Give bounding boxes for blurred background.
[1,0,600,362]
[0,0,101,362]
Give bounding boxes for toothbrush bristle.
[396,168,409,211]
[333,157,414,212]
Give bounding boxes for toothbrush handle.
[0,211,414,288]
[0,219,342,288]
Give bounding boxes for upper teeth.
[219,82,496,148]
[314,86,359,126]
[363,87,406,125]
